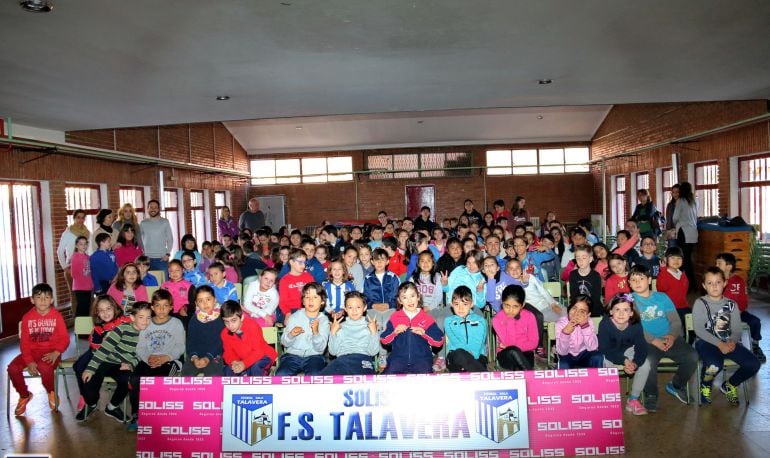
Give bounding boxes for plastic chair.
[685,313,750,405]
[145,286,159,300]
[543,281,563,306]
[55,316,96,400]
[148,270,166,285]
[235,283,243,301]
[262,326,280,374]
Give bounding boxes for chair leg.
[6,378,10,420]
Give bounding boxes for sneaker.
[625,398,648,416]
[535,347,547,360]
[665,382,689,404]
[76,404,97,422]
[700,384,712,405]
[432,356,447,372]
[14,394,33,416]
[104,405,126,423]
[753,346,766,364]
[127,415,139,432]
[721,382,740,406]
[77,395,86,411]
[643,394,658,413]
[47,391,59,411]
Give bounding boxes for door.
[0,182,45,337]
[405,185,435,220]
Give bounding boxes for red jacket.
[724,274,748,312]
[388,251,407,277]
[655,267,689,310]
[20,307,69,364]
[221,316,277,369]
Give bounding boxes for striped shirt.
[86,321,141,373]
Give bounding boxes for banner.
[136,369,624,457]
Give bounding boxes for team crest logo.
[475,390,521,443]
[231,394,273,445]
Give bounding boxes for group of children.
[8,204,764,432]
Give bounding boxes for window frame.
[694,160,720,217]
[162,188,181,251]
[249,156,354,185]
[738,152,770,239]
[189,189,206,245]
[486,146,589,176]
[613,175,627,233]
[118,186,145,222]
[64,184,102,233]
[366,151,473,180]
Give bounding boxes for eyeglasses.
[292,259,306,264]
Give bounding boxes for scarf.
[99,224,114,234]
[69,224,90,238]
[196,305,222,323]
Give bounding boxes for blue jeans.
[148,257,168,273]
[558,350,604,369]
[695,340,760,387]
[275,354,326,376]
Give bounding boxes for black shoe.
[76,404,97,422]
[104,405,126,423]
[753,346,766,364]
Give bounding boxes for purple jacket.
[218,218,239,240]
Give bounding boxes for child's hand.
[330,315,342,335]
[26,362,39,376]
[263,315,274,327]
[651,338,668,351]
[179,307,188,317]
[550,304,563,315]
[120,363,131,371]
[373,303,389,312]
[82,370,93,383]
[476,279,485,292]
[521,273,531,283]
[367,316,378,335]
[719,341,737,354]
[231,361,245,374]
[410,326,425,336]
[562,322,575,335]
[148,354,170,368]
[310,318,320,335]
[661,335,674,350]
[290,326,304,337]
[440,271,449,286]
[42,350,60,364]
[394,324,409,334]
[193,356,210,369]
[623,359,637,374]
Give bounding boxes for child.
[129,289,185,426]
[114,224,143,267]
[430,227,447,260]
[73,295,131,415]
[405,232,431,279]
[568,245,603,317]
[717,252,766,362]
[512,236,555,283]
[71,235,95,317]
[182,285,225,376]
[242,268,279,326]
[207,262,238,304]
[368,225,384,250]
[694,266,760,405]
[198,241,215,273]
[222,300,278,376]
[322,291,381,375]
[343,246,365,292]
[90,232,118,295]
[655,247,690,332]
[363,248,401,336]
[630,265,697,412]
[555,295,603,369]
[181,250,207,287]
[592,242,611,281]
[444,249,486,310]
[411,251,446,325]
[323,260,355,320]
[380,283,444,374]
[315,244,331,270]
[301,240,328,283]
[382,236,407,278]
[173,234,202,264]
[136,256,158,287]
[599,293,651,415]
[80,301,152,424]
[492,284,537,370]
[9,283,69,416]
[276,283,330,375]
[161,259,194,318]
[278,248,315,324]
[215,249,241,283]
[358,244,375,277]
[107,262,149,314]
[444,286,488,372]
[604,254,631,305]
[633,235,661,278]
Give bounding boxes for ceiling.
[1,0,769,154]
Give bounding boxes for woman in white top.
[672,181,698,291]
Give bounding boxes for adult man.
[484,234,506,269]
[412,206,437,234]
[239,198,266,232]
[140,199,174,272]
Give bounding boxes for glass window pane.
[565,164,590,173]
[539,165,564,174]
[276,159,301,184]
[564,147,589,165]
[512,166,538,175]
[328,156,353,182]
[487,150,512,167]
[539,148,564,166]
[512,149,538,166]
[214,191,226,207]
[302,157,328,183]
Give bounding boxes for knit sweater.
[655,267,689,310]
[86,322,141,372]
[328,317,381,357]
[140,217,174,258]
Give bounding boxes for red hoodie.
[20,307,69,364]
[221,316,277,370]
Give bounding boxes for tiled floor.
[2,290,769,457]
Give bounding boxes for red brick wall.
[591,101,770,221]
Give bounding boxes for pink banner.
[136,369,624,457]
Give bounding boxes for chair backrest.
[146,286,159,300]
[685,313,694,333]
[651,279,657,292]
[262,326,280,355]
[543,281,562,300]
[74,316,95,335]
[242,275,259,292]
[235,283,243,301]
[149,270,166,285]
[592,316,603,330]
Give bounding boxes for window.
[249,157,353,185]
[190,190,206,245]
[739,153,770,239]
[214,191,228,241]
[367,152,472,180]
[695,161,719,217]
[119,186,145,222]
[661,167,675,209]
[635,172,649,194]
[162,189,180,250]
[486,147,589,175]
[65,185,100,232]
[0,182,44,306]
[613,175,627,233]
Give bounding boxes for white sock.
[107,403,118,410]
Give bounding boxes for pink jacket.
[70,252,94,291]
[492,309,539,353]
[555,315,599,357]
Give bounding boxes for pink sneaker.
[77,395,85,411]
[625,398,648,416]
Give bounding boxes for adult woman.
[672,182,698,291]
[665,184,680,247]
[113,203,142,248]
[217,206,239,241]
[114,224,143,267]
[631,189,661,238]
[511,196,530,226]
[91,209,118,248]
